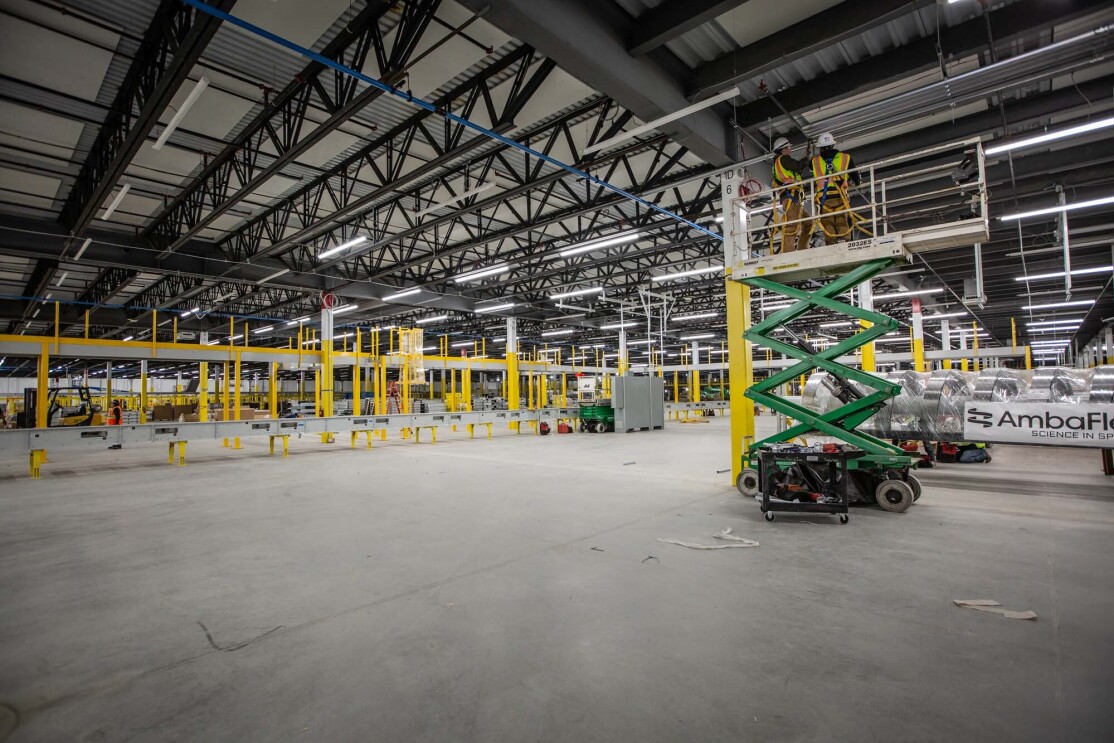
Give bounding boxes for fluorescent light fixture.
[873,288,944,300]
[122,335,134,342]
[681,334,715,340]
[759,302,793,311]
[318,235,367,260]
[228,334,243,341]
[205,339,219,346]
[253,325,274,334]
[924,311,969,320]
[258,267,290,283]
[1021,299,1095,310]
[600,322,635,329]
[475,302,515,313]
[414,182,495,218]
[43,293,52,300]
[331,304,359,316]
[416,315,448,324]
[558,232,641,258]
[542,329,574,337]
[302,338,320,346]
[1028,326,1080,333]
[1015,266,1113,282]
[101,184,130,220]
[819,321,853,327]
[494,338,506,344]
[423,346,438,352]
[714,216,724,223]
[153,75,209,150]
[583,87,740,154]
[454,264,510,283]
[55,272,68,287]
[587,343,607,348]
[335,332,353,340]
[627,339,656,345]
[384,287,421,301]
[1030,340,1071,346]
[1026,318,1084,326]
[1000,195,1114,221]
[676,312,719,321]
[72,238,93,260]
[985,115,1114,156]
[285,315,311,326]
[452,341,473,348]
[651,265,723,283]
[180,307,199,318]
[551,287,604,300]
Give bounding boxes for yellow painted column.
[972,322,980,372]
[1011,317,1017,354]
[726,280,755,483]
[36,343,48,428]
[860,320,876,372]
[1025,346,1032,370]
[199,362,209,422]
[139,361,148,424]
[560,373,566,407]
[222,362,230,446]
[527,367,534,409]
[314,366,321,416]
[269,361,278,420]
[353,328,361,416]
[673,371,679,403]
[507,353,520,430]
[233,352,242,449]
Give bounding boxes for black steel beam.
[628,0,753,57]
[736,0,1111,128]
[57,0,236,236]
[141,0,436,256]
[692,0,934,96]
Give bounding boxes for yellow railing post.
[233,352,242,449]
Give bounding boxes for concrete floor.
[1,416,1112,742]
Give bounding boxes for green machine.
[720,137,991,520]
[576,376,614,433]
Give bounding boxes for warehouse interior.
[1,0,1113,740]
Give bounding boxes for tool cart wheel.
[839,514,849,524]
[875,479,914,513]
[764,511,775,522]
[908,473,922,501]
[593,421,607,434]
[736,468,761,497]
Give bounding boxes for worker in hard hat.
[771,136,812,253]
[810,132,861,245]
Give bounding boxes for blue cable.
[179,0,723,243]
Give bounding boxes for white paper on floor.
[953,599,1038,620]
[658,528,759,550]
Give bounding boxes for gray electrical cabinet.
[612,375,666,433]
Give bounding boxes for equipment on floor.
[539,422,551,435]
[557,421,572,434]
[578,404,614,433]
[18,386,102,428]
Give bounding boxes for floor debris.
[658,528,759,550]
[953,599,1038,621]
[642,556,659,564]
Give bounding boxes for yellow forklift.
[17,386,103,428]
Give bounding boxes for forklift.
[17,386,103,428]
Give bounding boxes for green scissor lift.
[735,257,920,516]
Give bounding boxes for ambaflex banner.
[963,402,1114,447]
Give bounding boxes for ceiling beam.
[692,0,934,96]
[628,0,754,57]
[735,0,1112,127]
[456,0,735,165]
[57,0,236,236]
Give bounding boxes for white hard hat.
[817,132,836,148]
[773,137,790,152]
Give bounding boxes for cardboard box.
[152,404,175,421]
[172,404,196,419]
[214,408,255,421]
[183,413,200,423]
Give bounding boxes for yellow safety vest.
[772,155,801,187]
[812,152,851,194]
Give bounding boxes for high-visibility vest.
[108,405,122,425]
[772,155,802,188]
[812,152,851,194]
